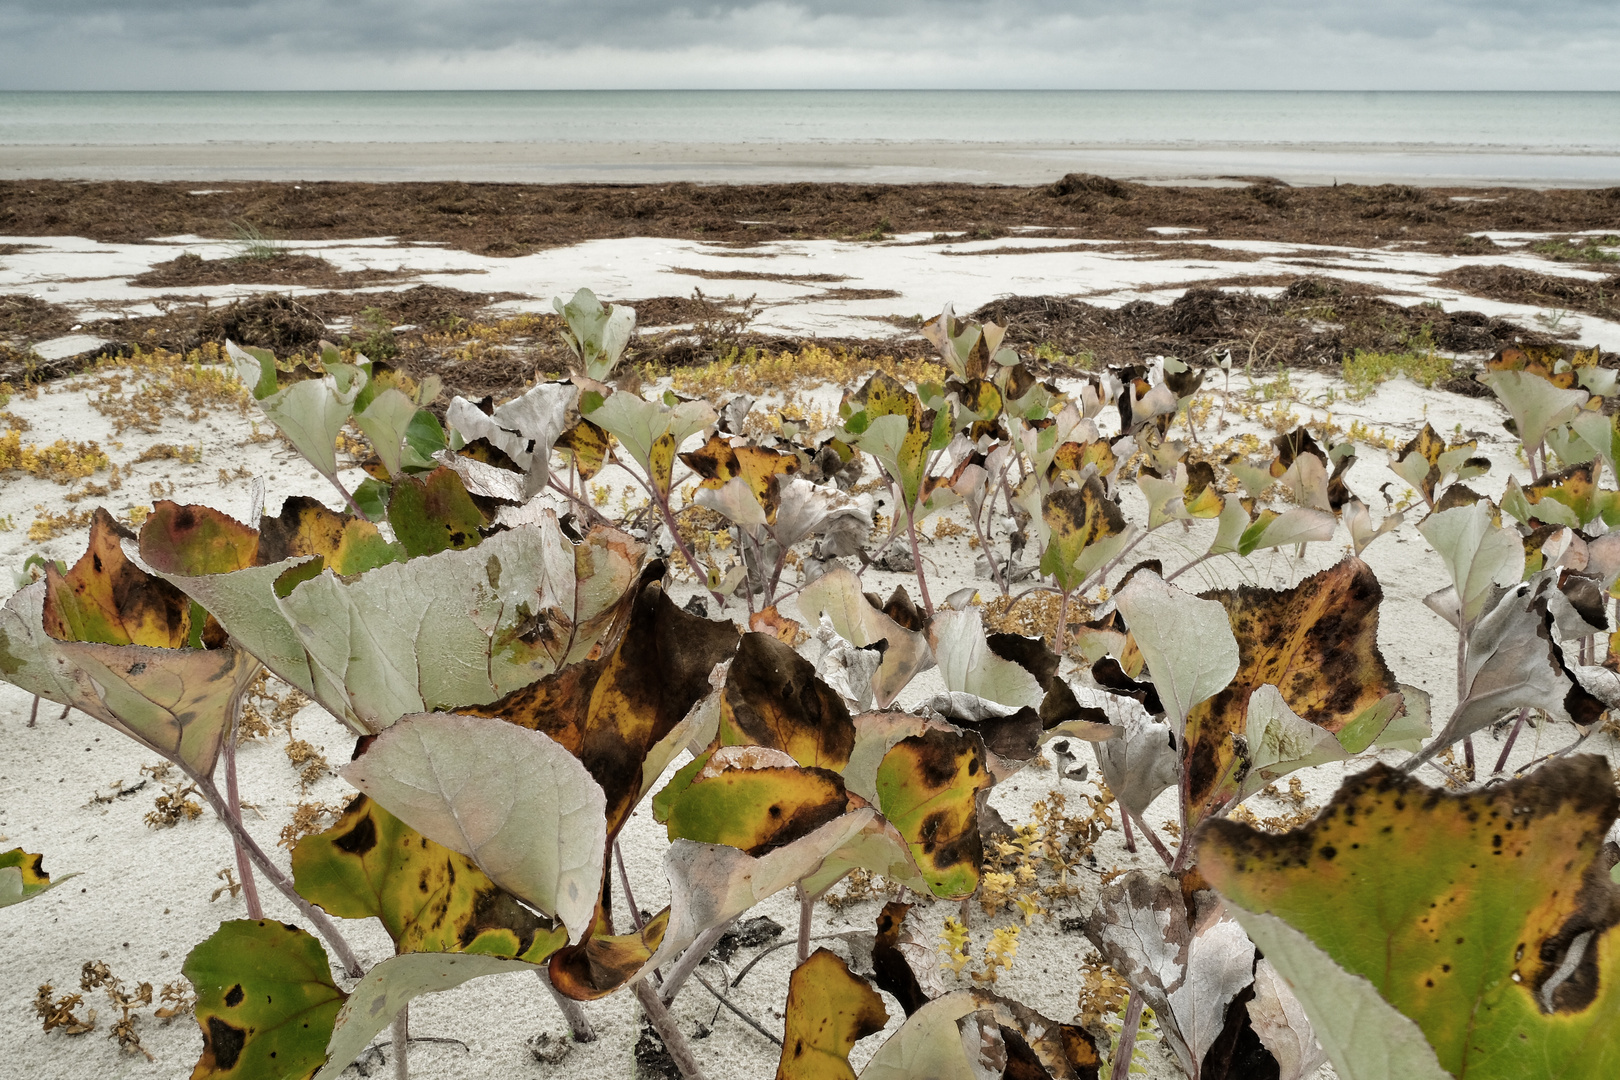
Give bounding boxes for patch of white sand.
[3,231,1619,352]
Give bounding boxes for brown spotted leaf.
[387,466,488,557]
[253,495,401,575]
[183,919,347,1080]
[664,747,850,856]
[139,501,260,577]
[45,508,194,648]
[461,567,738,998]
[554,418,609,480]
[875,726,991,899]
[1040,477,1129,594]
[292,794,569,962]
[1199,756,1620,1080]
[777,949,889,1080]
[341,712,607,941]
[1182,558,1401,826]
[717,631,856,771]
[681,433,801,523]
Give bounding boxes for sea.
[2,90,1618,185]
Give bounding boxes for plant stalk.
[639,473,726,609]
[969,496,1006,594]
[1110,989,1146,1080]
[635,978,709,1080]
[691,970,781,1046]
[660,920,736,1005]
[221,699,264,921]
[1493,708,1529,775]
[538,968,596,1042]
[194,774,365,977]
[796,882,814,964]
[902,499,934,618]
[616,839,645,932]
[391,1005,409,1080]
[1127,808,1176,869]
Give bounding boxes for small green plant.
[228,221,281,261]
[344,306,398,361]
[1341,326,1453,398]
[1531,233,1620,263]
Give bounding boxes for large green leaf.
[1200,757,1620,1080]
[275,520,641,732]
[1419,501,1524,625]
[139,500,404,703]
[1114,570,1238,733]
[229,341,364,484]
[351,386,420,480]
[555,287,635,380]
[586,390,715,497]
[49,638,259,776]
[183,919,347,1080]
[927,608,1043,709]
[386,466,488,557]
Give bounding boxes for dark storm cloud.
[1,1,1616,89]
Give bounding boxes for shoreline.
[5,140,1620,186]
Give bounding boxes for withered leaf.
[1183,558,1400,826]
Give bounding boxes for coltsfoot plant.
[6,293,1620,1080]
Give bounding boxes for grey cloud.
[1,1,1617,88]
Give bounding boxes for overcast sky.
[1,1,1616,91]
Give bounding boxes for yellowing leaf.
[682,433,801,523]
[777,949,889,1080]
[875,727,991,899]
[554,418,609,480]
[292,795,568,962]
[0,847,78,908]
[45,508,194,648]
[1182,558,1401,825]
[1040,477,1128,593]
[253,496,401,575]
[666,756,850,856]
[1200,756,1620,1080]
[139,501,260,577]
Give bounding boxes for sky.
[1,0,1617,92]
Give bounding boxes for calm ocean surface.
[3,90,1618,150]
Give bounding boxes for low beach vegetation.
[4,289,1620,1080]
